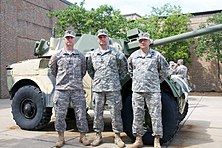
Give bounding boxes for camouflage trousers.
[132,92,163,138]
[54,90,89,133]
[93,91,123,133]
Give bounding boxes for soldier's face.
[139,39,150,50]
[98,35,109,46]
[65,36,75,47]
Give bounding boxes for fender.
[7,58,55,107]
[165,75,191,113]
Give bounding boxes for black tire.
[122,91,180,145]
[122,94,134,142]
[66,108,76,119]
[180,101,189,122]
[11,85,52,130]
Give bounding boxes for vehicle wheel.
[121,94,134,142]
[11,85,52,130]
[180,101,189,121]
[122,91,180,145]
[66,108,76,119]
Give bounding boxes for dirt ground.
[189,91,222,96]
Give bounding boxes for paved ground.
[0,95,222,148]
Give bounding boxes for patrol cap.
[138,32,152,41]
[177,59,184,64]
[64,30,75,38]
[97,29,108,37]
[169,61,176,65]
[178,59,184,63]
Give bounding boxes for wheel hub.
[21,99,36,119]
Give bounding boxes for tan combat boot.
[114,133,125,148]
[154,136,161,148]
[130,135,143,148]
[79,132,90,146]
[55,132,65,148]
[91,132,103,146]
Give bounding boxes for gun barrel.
[152,24,222,47]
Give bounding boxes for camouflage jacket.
[128,48,170,92]
[175,65,187,78]
[48,48,86,91]
[87,46,128,92]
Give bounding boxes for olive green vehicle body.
[6,24,222,144]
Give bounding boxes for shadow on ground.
[168,120,213,147]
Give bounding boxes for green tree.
[195,12,222,83]
[48,1,87,36]
[126,4,192,62]
[48,0,127,39]
[48,2,192,62]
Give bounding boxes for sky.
[66,0,222,16]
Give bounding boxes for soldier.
[176,59,188,78]
[169,61,176,70]
[87,29,128,147]
[168,61,177,75]
[49,30,90,147]
[128,32,170,148]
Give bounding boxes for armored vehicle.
[6,24,222,145]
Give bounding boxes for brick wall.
[187,14,222,92]
[187,48,222,92]
[0,0,69,99]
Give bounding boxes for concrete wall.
[0,0,69,98]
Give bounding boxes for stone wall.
[0,0,69,98]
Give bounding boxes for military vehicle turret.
[6,24,222,145]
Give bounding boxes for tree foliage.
[48,0,127,39]
[195,13,222,62]
[48,2,192,62]
[126,4,192,62]
[195,12,222,81]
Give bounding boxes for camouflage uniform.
[87,46,128,133]
[175,64,188,78]
[49,48,89,133]
[128,48,170,138]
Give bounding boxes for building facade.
[0,0,71,98]
[188,10,222,92]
